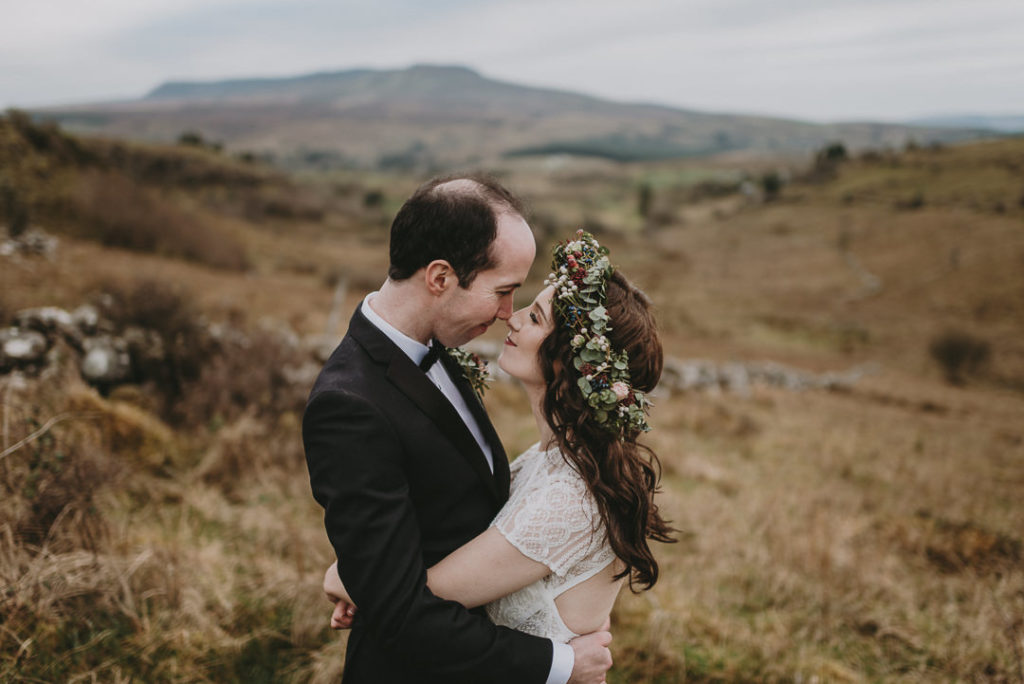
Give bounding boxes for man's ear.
[423,260,456,296]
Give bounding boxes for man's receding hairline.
[428,178,519,216]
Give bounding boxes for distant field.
[2,116,1022,682]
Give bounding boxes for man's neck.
[369,280,434,345]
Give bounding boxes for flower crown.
[544,230,652,437]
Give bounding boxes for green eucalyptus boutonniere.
[447,347,491,400]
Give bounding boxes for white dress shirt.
[360,294,574,684]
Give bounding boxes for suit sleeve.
[303,389,553,683]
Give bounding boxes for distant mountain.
[907,114,1024,134]
[36,64,997,168]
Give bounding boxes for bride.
[325,230,674,645]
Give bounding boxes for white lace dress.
[485,442,617,643]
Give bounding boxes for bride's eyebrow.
[532,302,548,323]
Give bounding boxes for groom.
[303,175,613,684]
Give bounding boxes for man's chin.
[466,322,493,341]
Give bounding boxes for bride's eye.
[529,312,539,324]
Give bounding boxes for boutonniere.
[446,347,491,399]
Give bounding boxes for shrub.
[686,180,740,202]
[93,277,215,415]
[174,326,305,428]
[4,109,93,165]
[637,182,652,219]
[819,142,848,163]
[929,330,991,384]
[70,171,248,270]
[99,276,197,335]
[0,180,30,237]
[761,172,783,200]
[895,191,926,210]
[803,142,849,183]
[178,130,205,147]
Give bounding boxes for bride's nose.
[507,309,523,332]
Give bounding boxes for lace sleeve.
[492,453,604,577]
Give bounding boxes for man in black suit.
[304,175,613,683]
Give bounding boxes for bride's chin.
[497,352,520,381]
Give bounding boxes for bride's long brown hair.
[538,270,675,591]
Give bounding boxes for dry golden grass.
[1,367,339,682]
[482,367,1024,682]
[3,132,1023,681]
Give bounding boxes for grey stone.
[14,307,74,335]
[1,328,49,365]
[71,304,101,335]
[0,228,58,259]
[81,336,132,384]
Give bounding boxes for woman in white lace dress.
[326,231,673,644]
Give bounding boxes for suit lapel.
[440,351,511,503]
[348,308,502,506]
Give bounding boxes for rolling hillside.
[2,116,1022,681]
[38,64,995,169]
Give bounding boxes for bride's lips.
[504,334,517,347]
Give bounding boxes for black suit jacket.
[303,306,553,683]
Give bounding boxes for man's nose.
[496,295,514,320]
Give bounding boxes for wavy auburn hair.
[538,270,675,591]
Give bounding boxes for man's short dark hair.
[388,174,526,288]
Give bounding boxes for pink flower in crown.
[612,381,630,401]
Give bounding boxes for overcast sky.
[2,0,1023,122]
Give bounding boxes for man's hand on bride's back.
[323,561,357,630]
[568,617,613,684]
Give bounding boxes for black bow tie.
[419,341,444,372]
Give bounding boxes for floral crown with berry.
[544,230,652,437]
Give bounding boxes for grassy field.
[2,116,1022,681]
